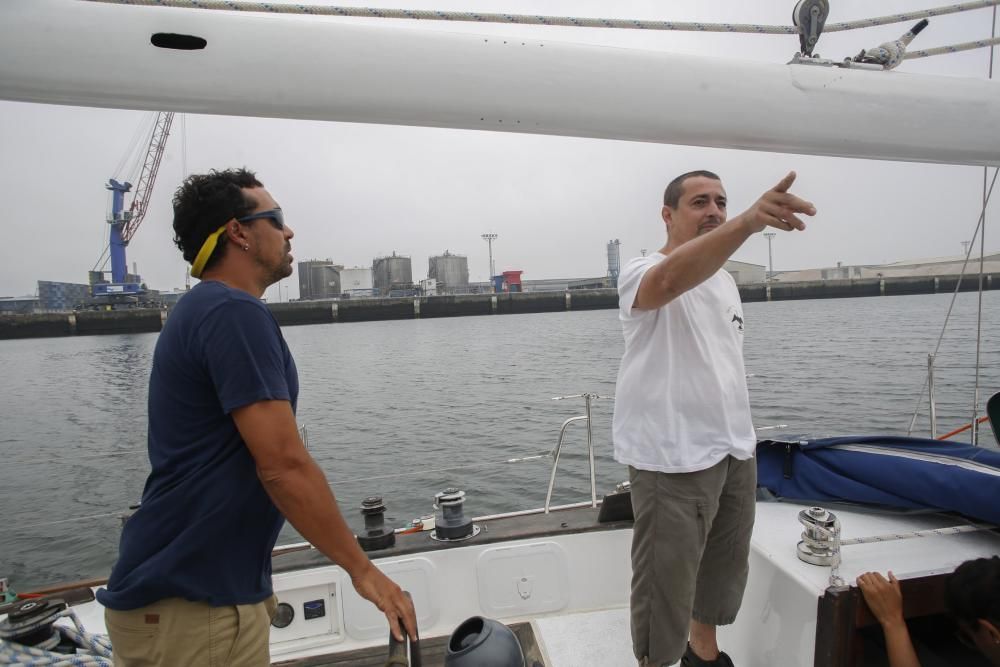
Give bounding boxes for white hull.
[1,0,999,166]
[55,499,1000,666]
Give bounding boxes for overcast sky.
[0,0,997,301]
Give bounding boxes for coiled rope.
[0,609,113,666]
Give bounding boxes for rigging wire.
[971,4,997,445]
[110,114,149,180]
[906,167,999,436]
[7,449,554,531]
[79,0,1000,37]
[122,113,156,187]
[180,113,188,178]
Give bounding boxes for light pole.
[481,233,498,291]
[961,240,971,256]
[764,232,776,281]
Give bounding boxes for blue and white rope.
[906,35,1000,58]
[79,0,1000,35]
[0,611,113,666]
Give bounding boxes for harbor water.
[1,291,998,591]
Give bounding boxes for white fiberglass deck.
[17,500,1000,666]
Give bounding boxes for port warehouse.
[1,273,997,340]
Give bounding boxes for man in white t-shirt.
[614,170,816,667]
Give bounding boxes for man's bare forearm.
[259,456,371,579]
[641,216,754,308]
[881,620,921,667]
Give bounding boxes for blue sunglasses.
[236,208,285,230]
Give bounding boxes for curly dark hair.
[663,170,721,208]
[172,168,263,271]
[945,556,1000,626]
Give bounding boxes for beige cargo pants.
[105,595,277,666]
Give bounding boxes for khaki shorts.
[629,456,756,666]
[105,595,277,667]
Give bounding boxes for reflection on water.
[0,291,997,589]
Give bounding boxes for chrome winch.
[796,506,844,585]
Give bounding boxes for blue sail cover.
[757,436,1000,525]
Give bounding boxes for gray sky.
[0,0,997,302]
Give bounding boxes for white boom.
[1,0,999,166]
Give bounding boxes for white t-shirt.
[612,253,756,473]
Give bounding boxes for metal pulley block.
[792,0,830,57]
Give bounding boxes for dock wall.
[1,274,995,340]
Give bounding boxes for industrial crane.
[91,111,174,302]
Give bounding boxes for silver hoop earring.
[243,244,249,251]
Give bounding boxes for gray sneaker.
[679,643,735,667]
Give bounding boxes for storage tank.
[339,266,373,296]
[428,251,470,294]
[606,239,621,287]
[372,252,413,296]
[298,259,341,300]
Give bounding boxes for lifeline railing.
[544,393,613,514]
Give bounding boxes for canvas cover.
[756,435,1000,524]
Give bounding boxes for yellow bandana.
[189,224,229,279]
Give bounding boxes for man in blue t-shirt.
[98,168,416,666]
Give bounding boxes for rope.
[906,35,1000,59]
[77,0,1000,36]
[8,450,552,530]
[840,522,995,546]
[937,415,991,441]
[906,167,999,436]
[326,451,551,485]
[0,610,113,666]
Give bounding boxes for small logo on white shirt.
[727,305,744,334]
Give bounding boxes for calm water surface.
[1,291,997,590]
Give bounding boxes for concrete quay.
[0,274,995,340]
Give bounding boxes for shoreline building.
[723,260,767,285]
[773,252,1000,282]
[428,251,470,294]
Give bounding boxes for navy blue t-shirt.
[98,281,298,610]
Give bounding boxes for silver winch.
[796,506,842,568]
[430,488,480,542]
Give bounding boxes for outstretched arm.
[634,171,816,310]
[857,571,921,667]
